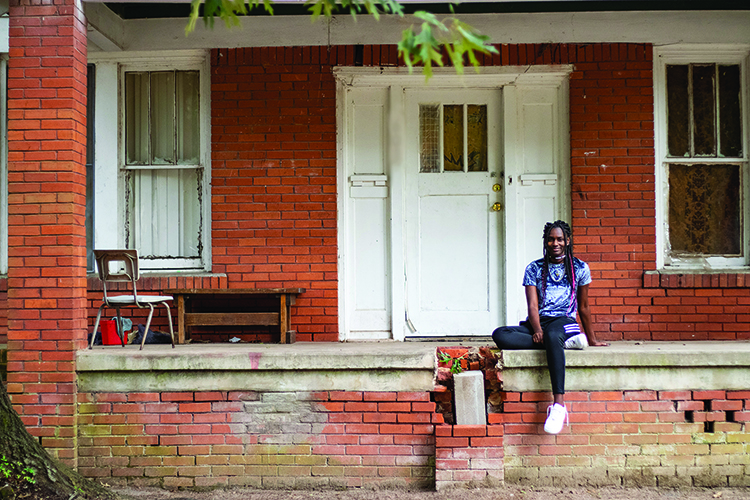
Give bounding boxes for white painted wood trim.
[88,50,208,66]
[93,61,120,250]
[0,17,8,53]
[558,76,572,226]
[334,65,573,88]
[87,12,750,53]
[336,78,347,341]
[388,85,406,342]
[502,85,521,324]
[84,2,125,52]
[653,44,750,270]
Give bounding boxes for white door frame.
[335,66,573,341]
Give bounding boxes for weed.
[0,455,37,485]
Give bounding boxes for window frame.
[88,51,210,273]
[654,45,750,270]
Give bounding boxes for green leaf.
[186,0,496,81]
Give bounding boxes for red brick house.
[0,0,749,490]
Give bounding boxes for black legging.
[492,316,578,395]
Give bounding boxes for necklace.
[549,264,565,283]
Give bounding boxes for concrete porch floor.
[75,341,750,394]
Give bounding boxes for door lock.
[492,184,502,192]
[491,203,503,211]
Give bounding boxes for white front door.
[403,89,503,337]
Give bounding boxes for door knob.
[492,184,502,192]
[491,203,503,211]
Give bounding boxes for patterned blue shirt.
[522,258,591,319]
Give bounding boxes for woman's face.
[546,227,568,263]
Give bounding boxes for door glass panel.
[419,104,440,173]
[467,105,488,172]
[443,105,463,171]
[419,103,489,173]
[668,163,740,255]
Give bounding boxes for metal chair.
[88,249,175,350]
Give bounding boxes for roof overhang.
[81,2,750,54]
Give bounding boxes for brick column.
[6,0,88,465]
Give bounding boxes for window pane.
[692,64,716,157]
[419,104,440,173]
[666,65,689,157]
[467,105,488,172]
[129,168,201,258]
[176,71,200,164]
[718,65,742,158]
[443,105,463,171]
[150,71,176,165]
[668,164,740,255]
[125,72,149,164]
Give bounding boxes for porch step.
[77,342,438,393]
[501,341,750,392]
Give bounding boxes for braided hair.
[540,220,577,314]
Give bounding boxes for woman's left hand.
[589,340,609,347]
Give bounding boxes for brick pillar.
[6,0,88,466]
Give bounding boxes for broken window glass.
[419,104,440,173]
[718,65,742,158]
[467,105,488,172]
[126,70,200,166]
[443,105,464,171]
[666,63,742,159]
[668,164,740,255]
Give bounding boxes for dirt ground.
[114,485,749,500]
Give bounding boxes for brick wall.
[6,0,88,465]
[209,47,352,341]
[435,423,504,489]
[77,390,440,489]
[502,389,750,487]
[567,44,658,341]
[76,385,750,488]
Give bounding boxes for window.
[121,65,207,270]
[419,103,488,173]
[655,46,750,269]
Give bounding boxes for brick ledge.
[644,270,750,288]
[86,273,228,291]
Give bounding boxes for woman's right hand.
[532,331,543,343]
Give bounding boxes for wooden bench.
[164,288,305,344]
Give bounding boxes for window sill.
[87,273,228,292]
[644,270,750,288]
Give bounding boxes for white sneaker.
[564,333,588,350]
[544,403,568,434]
